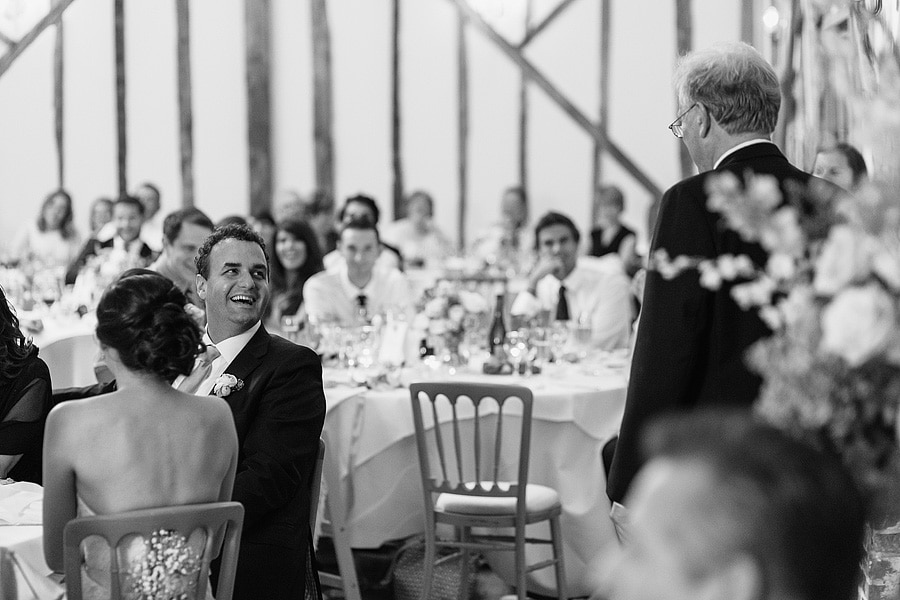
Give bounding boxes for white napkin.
[0,481,43,525]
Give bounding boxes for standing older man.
[149,207,214,309]
[192,224,326,600]
[607,42,825,503]
[599,411,865,600]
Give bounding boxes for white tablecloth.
[322,364,627,596]
[0,482,63,600]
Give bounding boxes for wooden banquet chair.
[409,382,567,600]
[63,502,244,600]
[40,334,98,388]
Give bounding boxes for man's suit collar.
[715,141,785,169]
[220,325,270,385]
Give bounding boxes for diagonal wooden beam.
[450,0,663,199]
[0,29,15,47]
[518,0,579,49]
[0,0,77,79]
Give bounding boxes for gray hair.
[673,42,780,136]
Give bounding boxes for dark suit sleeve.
[607,181,716,503]
[231,343,326,530]
[64,239,98,285]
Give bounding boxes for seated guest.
[812,141,868,193]
[13,189,82,270]
[266,219,325,331]
[0,285,51,484]
[511,211,632,350]
[216,214,249,229]
[249,210,277,255]
[305,217,411,326]
[42,271,239,596]
[597,410,865,600]
[304,188,337,255]
[589,184,639,275]
[134,182,164,252]
[382,189,453,268]
[149,207,215,310]
[273,189,306,224]
[323,194,403,272]
[471,186,534,273]
[65,195,154,285]
[87,197,113,238]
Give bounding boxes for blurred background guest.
[0,284,51,484]
[216,214,249,229]
[42,271,239,590]
[382,189,453,268]
[266,219,324,332]
[12,189,82,270]
[273,188,305,224]
[249,210,277,255]
[812,141,868,193]
[87,197,113,238]
[134,182,164,252]
[303,188,337,255]
[149,207,215,310]
[471,186,533,273]
[323,194,403,272]
[589,184,640,276]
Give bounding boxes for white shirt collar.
[203,320,261,365]
[338,262,373,298]
[713,139,772,169]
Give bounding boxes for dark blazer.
[606,143,815,503]
[64,237,155,284]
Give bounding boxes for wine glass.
[503,330,529,376]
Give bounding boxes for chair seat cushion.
[435,482,560,516]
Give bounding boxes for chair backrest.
[40,334,99,388]
[310,438,325,533]
[409,382,533,507]
[64,501,244,600]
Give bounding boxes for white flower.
[813,225,878,295]
[820,284,896,367]
[457,290,488,313]
[872,244,900,292]
[716,255,740,280]
[424,297,447,318]
[428,319,449,335]
[731,277,776,310]
[698,261,722,290]
[447,304,466,324]
[760,207,804,256]
[766,253,796,281]
[213,373,244,397]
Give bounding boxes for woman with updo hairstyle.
[266,219,325,333]
[42,270,238,598]
[0,284,51,484]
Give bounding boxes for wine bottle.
[488,293,507,357]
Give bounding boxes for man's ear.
[697,103,712,138]
[196,274,208,301]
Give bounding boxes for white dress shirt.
[173,321,261,395]
[511,255,633,350]
[303,264,412,326]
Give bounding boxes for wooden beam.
[741,0,754,44]
[592,0,611,224]
[675,0,693,179]
[114,0,127,197]
[245,0,273,215]
[518,0,532,192]
[0,0,77,79]
[457,15,469,250]
[311,0,335,198]
[53,0,64,187]
[176,0,194,207]
[391,0,404,220]
[518,0,579,49]
[450,0,663,199]
[0,30,15,47]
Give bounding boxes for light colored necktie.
[177,345,221,394]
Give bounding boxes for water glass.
[503,330,530,376]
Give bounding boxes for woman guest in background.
[813,142,868,193]
[42,271,238,597]
[382,190,453,268]
[589,184,640,276]
[13,189,82,270]
[267,219,325,333]
[88,197,114,238]
[0,285,51,484]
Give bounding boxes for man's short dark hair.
[533,211,580,248]
[162,208,214,244]
[642,410,866,600]
[338,215,380,243]
[307,189,335,217]
[195,224,268,279]
[114,194,145,216]
[339,194,380,224]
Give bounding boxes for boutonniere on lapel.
[213,373,244,397]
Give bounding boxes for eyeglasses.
[668,103,698,138]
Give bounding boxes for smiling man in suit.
[193,224,325,600]
[606,42,825,507]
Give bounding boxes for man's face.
[135,186,161,218]
[196,239,269,341]
[114,203,143,243]
[165,222,213,282]
[537,224,578,279]
[501,191,526,229]
[339,228,379,282]
[600,460,736,600]
[813,150,855,191]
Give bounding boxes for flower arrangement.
[655,173,900,496]
[213,374,244,397]
[127,528,201,600]
[413,281,490,360]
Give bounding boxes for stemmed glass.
[503,330,530,376]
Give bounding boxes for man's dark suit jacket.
[606,142,815,504]
[64,237,155,285]
[52,325,326,600]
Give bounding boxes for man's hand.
[528,256,564,291]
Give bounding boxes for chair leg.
[549,515,567,600]
[515,523,527,600]
[421,526,438,600]
[457,526,471,600]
